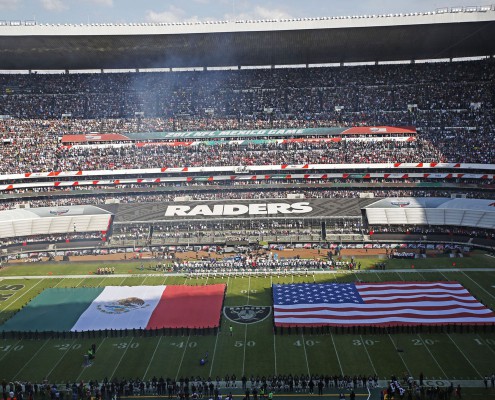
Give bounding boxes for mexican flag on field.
[1,285,225,332]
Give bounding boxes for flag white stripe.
[273,282,495,326]
[359,288,469,296]
[71,286,166,332]
[274,300,484,310]
[361,294,474,301]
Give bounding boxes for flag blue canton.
[273,283,364,305]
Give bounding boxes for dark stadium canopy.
[0,7,494,70]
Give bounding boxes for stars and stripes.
[272,282,495,327]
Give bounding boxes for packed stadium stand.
[0,6,494,259]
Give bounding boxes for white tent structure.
[0,206,113,239]
[364,198,495,229]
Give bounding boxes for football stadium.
[0,3,495,400]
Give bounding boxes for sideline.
[1,268,495,280]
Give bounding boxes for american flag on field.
[272,282,495,327]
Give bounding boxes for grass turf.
[0,259,494,389]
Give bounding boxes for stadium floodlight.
[479,5,491,11]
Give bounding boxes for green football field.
[0,254,495,399]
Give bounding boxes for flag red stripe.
[275,321,494,327]
[146,284,225,329]
[357,281,462,290]
[273,281,495,327]
[274,312,495,320]
[363,296,478,303]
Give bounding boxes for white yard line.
[0,339,22,362]
[74,278,86,288]
[76,337,107,382]
[417,334,448,379]
[461,271,495,301]
[246,276,251,304]
[110,337,134,381]
[242,277,251,377]
[46,339,77,380]
[415,270,426,281]
[143,336,163,380]
[446,333,483,378]
[0,279,44,312]
[360,334,378,376]
[476,334,495,356]
[208,275,230,376]
[374,270,381,281]
[330,331,344,375]
[301,332,311,375]
[440,271,450,281]
[209,332,220,377]
[52,278,65,288]
[12,339,50,380]
[175,334,190,381]
[387,334,410,375]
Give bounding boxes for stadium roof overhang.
[0,10,494,70]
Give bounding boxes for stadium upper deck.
[0,6,494,69]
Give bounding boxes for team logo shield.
[97,297,150,314]
[224,305,271,324]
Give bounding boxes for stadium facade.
[0,6,494,70]
[0,6,494,259]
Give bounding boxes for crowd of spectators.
[0,59,493,176]
[0,373,381,400]
[0,59,492,218]
[0,188,491,212]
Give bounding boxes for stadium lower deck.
[0,56,494,400]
